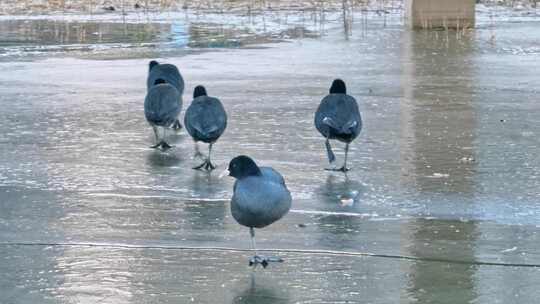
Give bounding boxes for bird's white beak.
[218,168,230,179]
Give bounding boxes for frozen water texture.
[1,5,540,304]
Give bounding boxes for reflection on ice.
[315,174,365,209]
[231,273,289,304]
[146,149,184,167]
[0,11,322,60]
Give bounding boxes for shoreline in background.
[0,2,538,62]
[1,0,539,17]
[1,0,401,15]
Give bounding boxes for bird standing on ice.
[224,156,292,268]
[314,79,362,172]
[184,85,227,171]
[144,79,181,150]
[144,60,184,150]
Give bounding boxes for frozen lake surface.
[0,6,540,303]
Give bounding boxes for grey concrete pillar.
[406,0,475,29]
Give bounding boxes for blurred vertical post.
[342,0,349,39]
[405,0,475,29]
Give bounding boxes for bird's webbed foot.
[193,159,216,171]
[325,165,350,173]
[324,162,338,171]
[338,166,350,172]
[151,141,173,151]
[204,161,216,171]
[248,255,284,268]
[160,141,173,151]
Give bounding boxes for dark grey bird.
[144,80,181,150]
[314,79,362,172]
[184,85,227,171]
[147,60,184,130]
[225,156,292,268]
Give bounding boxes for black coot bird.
[225,156,292,268]
[147,60,184,130]
[314,79,362,172]
[144,79,181,150]
[184,85,227,171]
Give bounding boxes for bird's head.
[149,60,159,72]
[193,85,208,99]
[329,79,347,94]
[223,155,261,179]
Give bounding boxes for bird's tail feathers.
[342,120,358,134]
[322,117,339,130]
[206,125,220,133]
[193,124,220,137]
[323,117,357,134]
